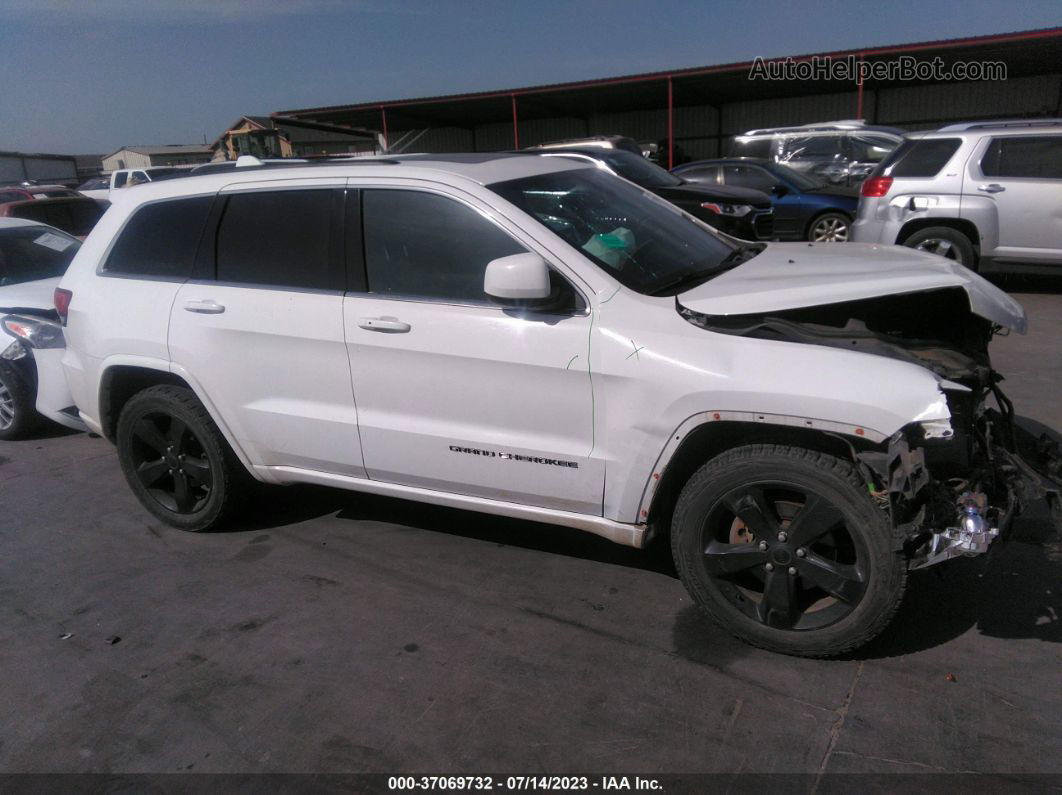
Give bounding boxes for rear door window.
[880,138,961,178]
[214,189,338,290]
[105,196,213,278]
[980,136,1062,179]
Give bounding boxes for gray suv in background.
[851,120,1062,273]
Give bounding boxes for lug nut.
[765,562,775,572]
[777,531,788,542]
[759,541,769,551]
[788,566,797,575]
[796,548,807,558]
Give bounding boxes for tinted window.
[113,173,127,188]
[880,138,961,178]
[105,196,213,277]
[216,190,334,289]
[723,165,775,192]
[0,191,24,204]
[362,190,526,304]
[980,136,1062,179]
[0,226,80,286]
[10,200,106,237]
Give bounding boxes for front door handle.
[184,299,226,314]
[357,316,411,333]
[978,183,1005,193]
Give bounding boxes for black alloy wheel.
[672,444,906,656]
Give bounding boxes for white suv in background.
[56,154,1059,656]
[852,119,1062,272]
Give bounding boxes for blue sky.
[0,0,1059,155]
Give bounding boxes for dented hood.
[679,242,1027,333]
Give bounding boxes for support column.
[380,106,389,152]
[511,94,520,149]
[667,76,674,170]
[855,53,865,119]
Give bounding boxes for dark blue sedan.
[671,158,859,242]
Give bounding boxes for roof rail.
[937,118,1062,132]
[741,120,870,135]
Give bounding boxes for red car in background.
[0,184,80,203]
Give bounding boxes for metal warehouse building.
[274,27,1062,168]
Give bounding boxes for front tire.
[671,444,905,657]
[116,385,249,531]
[0,361,40,441]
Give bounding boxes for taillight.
[54,288,72,325]
[861,176,893,198]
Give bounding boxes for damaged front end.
[680,286,1062,569]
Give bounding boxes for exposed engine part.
[911,491,1000,569]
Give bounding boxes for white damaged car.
[56,154,1061,656]
[0,218,86,439]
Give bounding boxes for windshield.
[490,168,738,295]
[0,226,80,287]
[764,162,822,190]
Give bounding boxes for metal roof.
[275,27,1062,132]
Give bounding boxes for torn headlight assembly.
[1,314,65,351]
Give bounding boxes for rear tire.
[902,227,977,270]
[0,361,40,441]
[671,444,906,657]
[116,385,251,531]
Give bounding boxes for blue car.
[671,158,859,242]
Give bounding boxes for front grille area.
[752,210,774,240]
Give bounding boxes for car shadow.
[236,480,1059,659]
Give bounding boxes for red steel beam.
[511,94,519,149]
[667,76,674,170]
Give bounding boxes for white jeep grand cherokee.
[56,154,1061,656]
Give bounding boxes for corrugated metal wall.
[381,74,1062,161]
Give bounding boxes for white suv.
[57,154,1059,656]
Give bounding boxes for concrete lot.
[1,281,1059,781]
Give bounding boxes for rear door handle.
[977,183,1005,193]
[184,299,225,314]
[357,317,411,333]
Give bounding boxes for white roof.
[109,153,589,207]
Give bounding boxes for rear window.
[104,196,213,278]
[980,136,1062,179]
[0,226,80,287]
[879,138,961,178]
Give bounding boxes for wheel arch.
[895,217,981,250]
[98,363,260,480]
[642,417,882,545]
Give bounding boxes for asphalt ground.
[1,277,1059,789]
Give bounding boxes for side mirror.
[484,253,551,303]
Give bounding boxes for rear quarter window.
[104,196,213,278]
[880,138,962,178]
